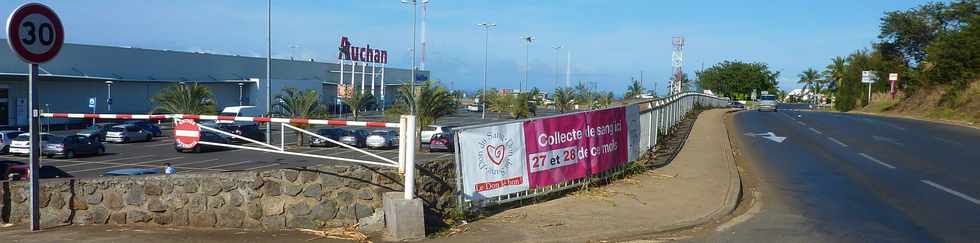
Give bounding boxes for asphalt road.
[688,104,980,242]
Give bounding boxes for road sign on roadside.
[7,2,65,231]
[888,73,898,81]
[6,3,64,64]
[174,119,200,148]
[861,71,875,84]
[88,97,96,108]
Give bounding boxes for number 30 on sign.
[6,3,64,64]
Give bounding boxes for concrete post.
[385,115,424,241]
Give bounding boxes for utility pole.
[553,45,562,91]
[265,0,272,144]
[478,23,495,119]
[521,35,534,92]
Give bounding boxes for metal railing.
[454,92,730,212]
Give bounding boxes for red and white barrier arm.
[40,113,400,128]
[42,113,170,120]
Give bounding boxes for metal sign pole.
[28,63,41,231]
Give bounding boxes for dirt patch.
[859,80,980,126]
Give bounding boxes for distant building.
[0,40,427,127]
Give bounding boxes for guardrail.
[451,92,730,212]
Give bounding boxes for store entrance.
[0,88,8,126]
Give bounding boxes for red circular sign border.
[174,119,200,148]
[6,3,64,64]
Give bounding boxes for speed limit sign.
[6,3,64,64]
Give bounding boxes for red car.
[428,133,455,152]
[4,164,72,181]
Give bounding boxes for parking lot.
[3,107,559,179]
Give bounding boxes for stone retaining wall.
[0,160,456,231]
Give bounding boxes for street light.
[266,0,272,144]
[552,45,562,91]
[104,81,113,113]
[401,0,428,115]
[478,22,496,119]
[238,82,245,105]
[520,35,534,92]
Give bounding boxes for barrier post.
[398,116,407,174]
[403,115,417,200]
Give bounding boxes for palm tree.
[342,89,376,121]
[597,91,615,108]
[552,88,575,113]
[825,56,847,94]
[272,88,326,146]
[625,80,643,99]
[396,80,456,131]
[151,83,217,114]
[798,68,821,102]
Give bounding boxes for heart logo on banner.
[485,144,506,165]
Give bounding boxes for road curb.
[607,109,744,240]
[653,109,742,233]
[847,111,980,131]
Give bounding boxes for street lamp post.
[105,81,113,113]
[238,82,245,105]
[478,22,495,119]
[401,0,428,116]
[265,0,272,144]
[521,35,534,92]
[552,45,561,91]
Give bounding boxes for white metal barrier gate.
[41,113,420,200]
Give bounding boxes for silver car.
[105,124,153,143]
[9,133,58,156]
[757,95,778,112]
[366,130,399,149]
[0,130,25,154]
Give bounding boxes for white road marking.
[921,180,980,206]
[797,121,807,126]
[55,155,157,168]
[69,156,184,173]
[828,137,848,147]
[205,160,256,169]
[808,128,823,134]
[858,153,896,169]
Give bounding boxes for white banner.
[458,122,529,201]
[625,104,642,162]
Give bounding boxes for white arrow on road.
[744,132,787,143]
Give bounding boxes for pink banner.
[523,107,629,188]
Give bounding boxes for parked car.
[339,129,370,148]
[729,102,745,109]
[428,132,455,152]
[0,130,25,154]
[420,125,455,144]
[310,128,349,147]
[0,160,25,180]
[77,122,119,142]
[106,124,153,143]
[6,165,72,180]
[466,104,482,112]
[217,106,262,124]
[218,123,263,142]
[9,133,57,156]
[366,130,399,149]
[175,130,231,153]
[44,135,105,158]
[102,167,161,177]
[124,120,162,137]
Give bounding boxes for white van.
[218,106,262,124]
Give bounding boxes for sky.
[2,0,936,96]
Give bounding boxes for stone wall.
[0,160,457,231]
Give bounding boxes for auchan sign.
[337,36,387,64]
